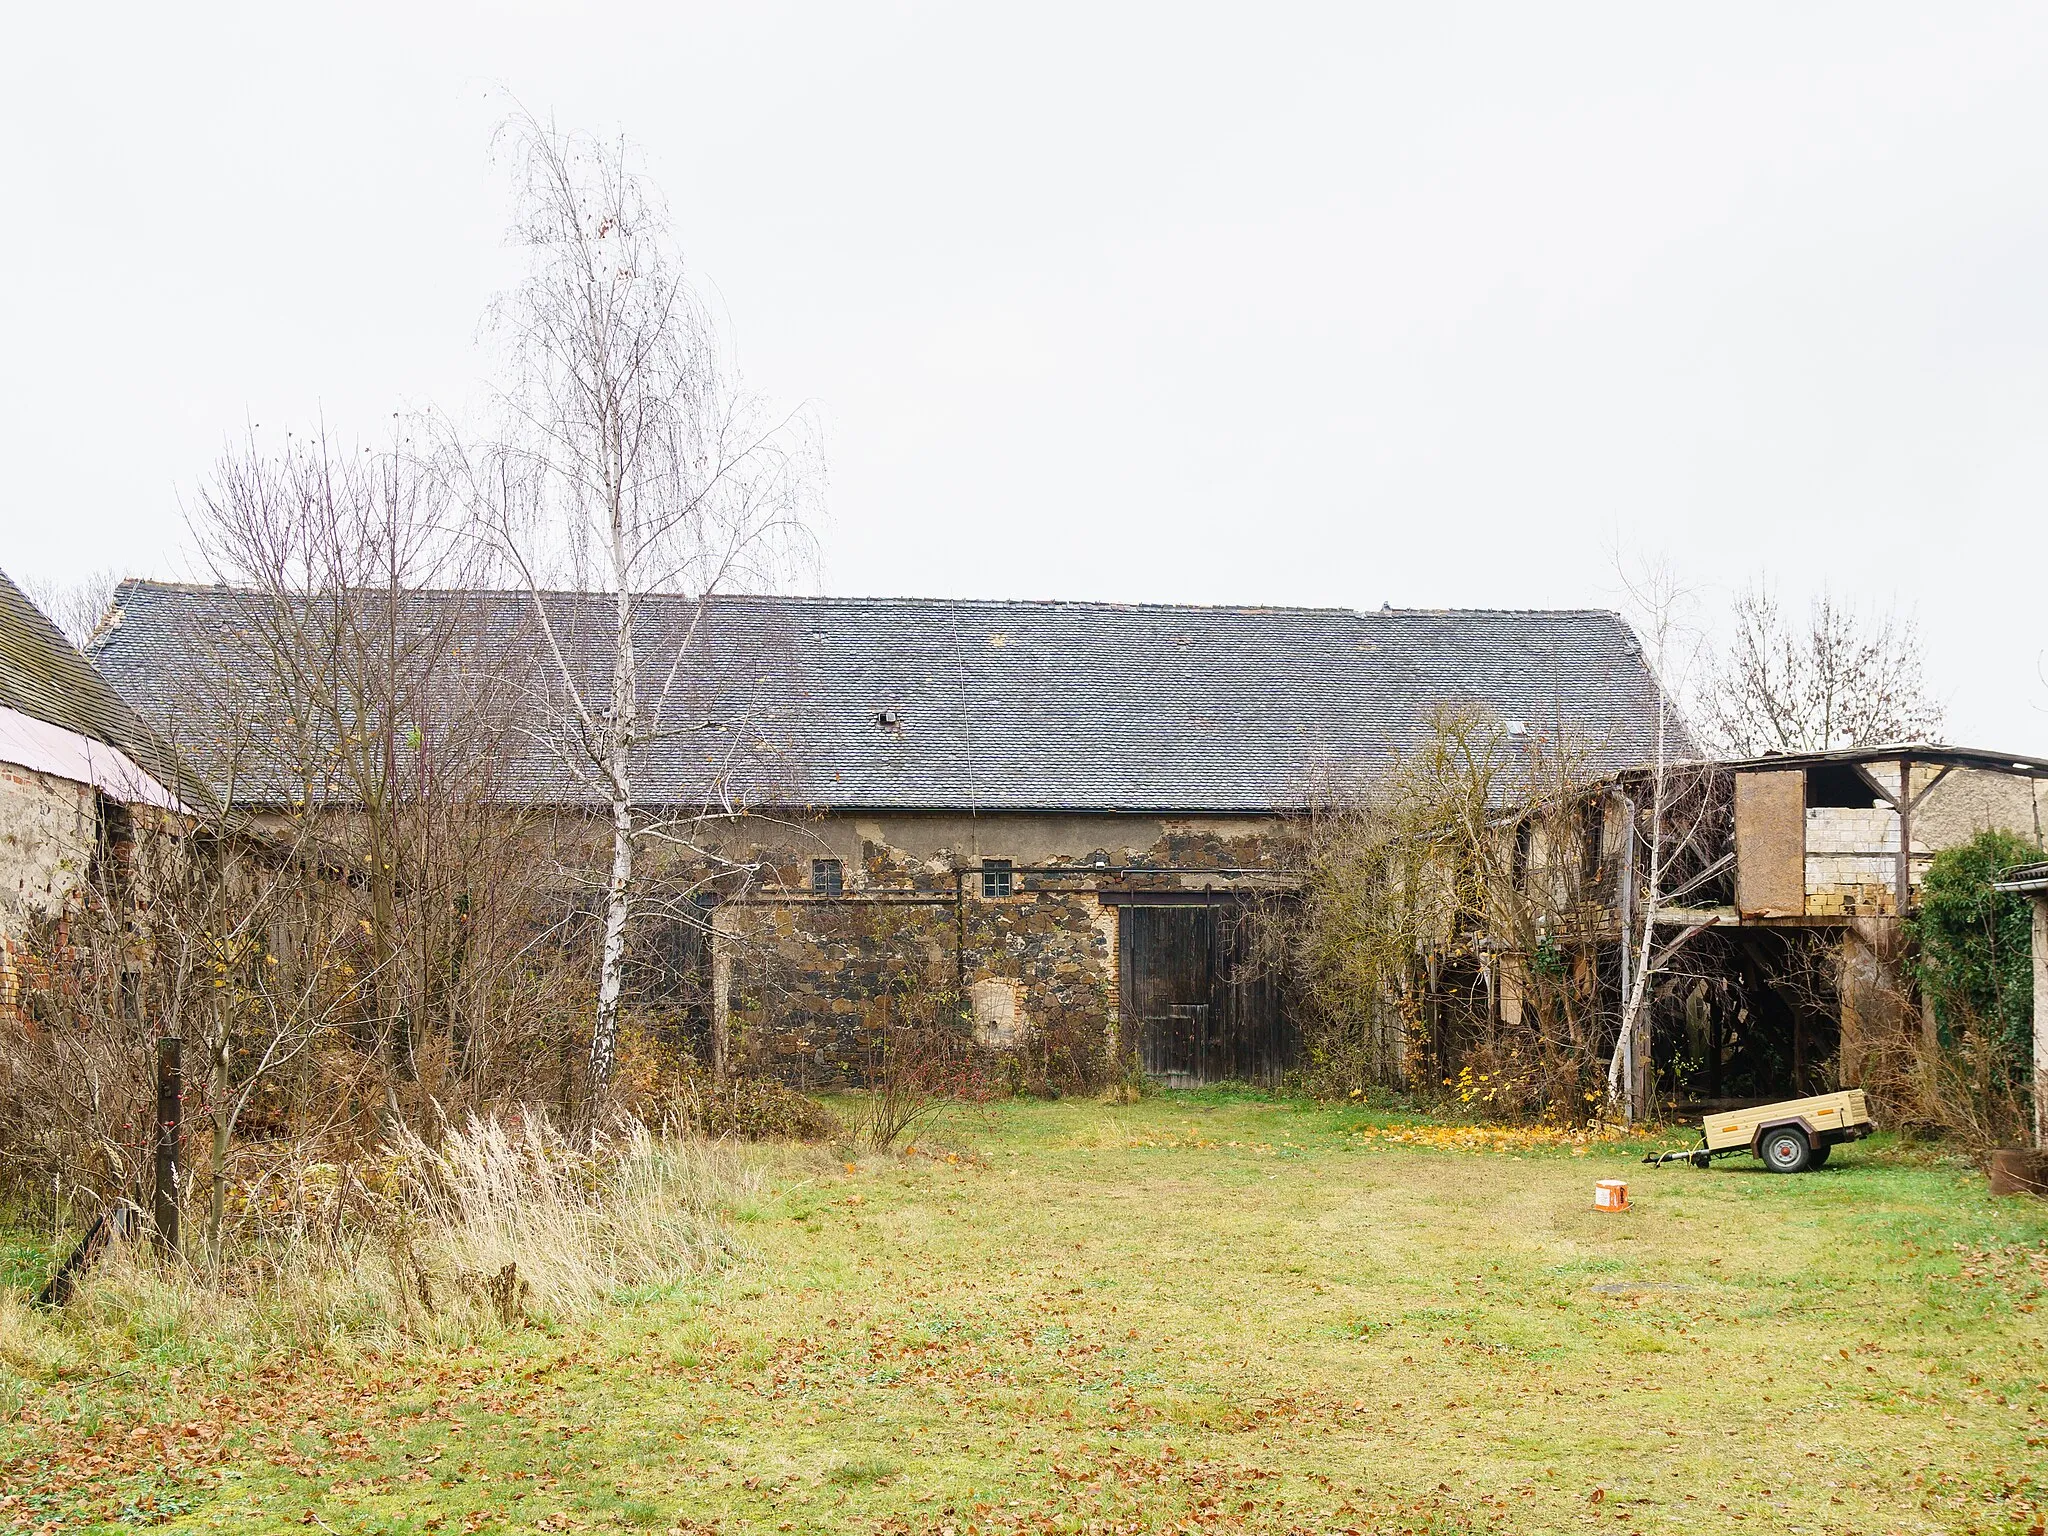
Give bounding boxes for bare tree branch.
[20,567,122,649]
[1698,582,1944,755]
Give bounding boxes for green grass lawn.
[5,1091,2047,1534]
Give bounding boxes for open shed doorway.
[1116,896,1292,1086]
[1653,928,1842,1111]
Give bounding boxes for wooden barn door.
[1119,899,1291,1086]
[1124,905,1214,1084]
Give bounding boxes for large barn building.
[89,582,1670,1086]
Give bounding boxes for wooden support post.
[954,868,967,1020]
[1894,756,1914,921]
[709,906,732,1083]
[1835,923,1880,1089]
[2034,895,2047,1151]
[1896,758,1940,1059]
[153,1035,182,1259]
[1792,997,1808,1095]
[209,1031,230,1270]
[1709,985,1723,1100]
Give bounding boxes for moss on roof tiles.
[0,568,201,804]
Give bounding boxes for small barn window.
[981,860,1014,898]
[812,858,843,895]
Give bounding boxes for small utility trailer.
[1646,1089,1875,1173]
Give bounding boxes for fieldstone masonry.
[692,811,1288,1088]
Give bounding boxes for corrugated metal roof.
[0,705,182,810]
[90,581,1677,813]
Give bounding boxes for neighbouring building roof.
[1717,744,2048,775]
[90,582,1678,814]
[0,569,184,809]
[1994,861,2048,895]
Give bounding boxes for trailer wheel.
[1761,1126,1812,1173]
[1808,1142,1831,1168]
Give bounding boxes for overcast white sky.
[4,4,2045,748]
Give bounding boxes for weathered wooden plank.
[1734,769,1806,918]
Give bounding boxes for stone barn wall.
[682,810,1290,1089]
[718,889,1117,1087]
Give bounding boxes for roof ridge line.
[115,580,1628,622]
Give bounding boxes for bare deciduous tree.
[1610,568,1690,1119]
[1698,583,1944,756]
[0,693,376,1269]
[22,567,121,649]
[191,429,516,1100]
[182,422,614,1112]
[446,113,818,1119]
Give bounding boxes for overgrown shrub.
[1914,831,2037,1070]
[1283,780,1417,1095]
[856,982,989,1150]
[610,1026,839,1140]
[1007,1008,1113,1098]
[1281,709,1625,1121]
[1904,829,2040,1148]
[667,1073,842,1142]
[1442,1042,1601,1123]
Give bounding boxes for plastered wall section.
[706,810,1287,892]
[1735,770,1806,917]
[0,762,97,935]
[1910,767,2048,851]
[0,760,101,1017]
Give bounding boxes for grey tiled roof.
[90,582,1675,813]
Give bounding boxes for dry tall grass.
[1,1113,757,1370]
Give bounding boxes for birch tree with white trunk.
[451,113,817,1121]
[1607,566,1722,1123]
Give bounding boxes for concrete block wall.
[1801,770,2046,918]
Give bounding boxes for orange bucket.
[1593,1179,1629,1213]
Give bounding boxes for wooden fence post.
[153,1035,182,1258]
